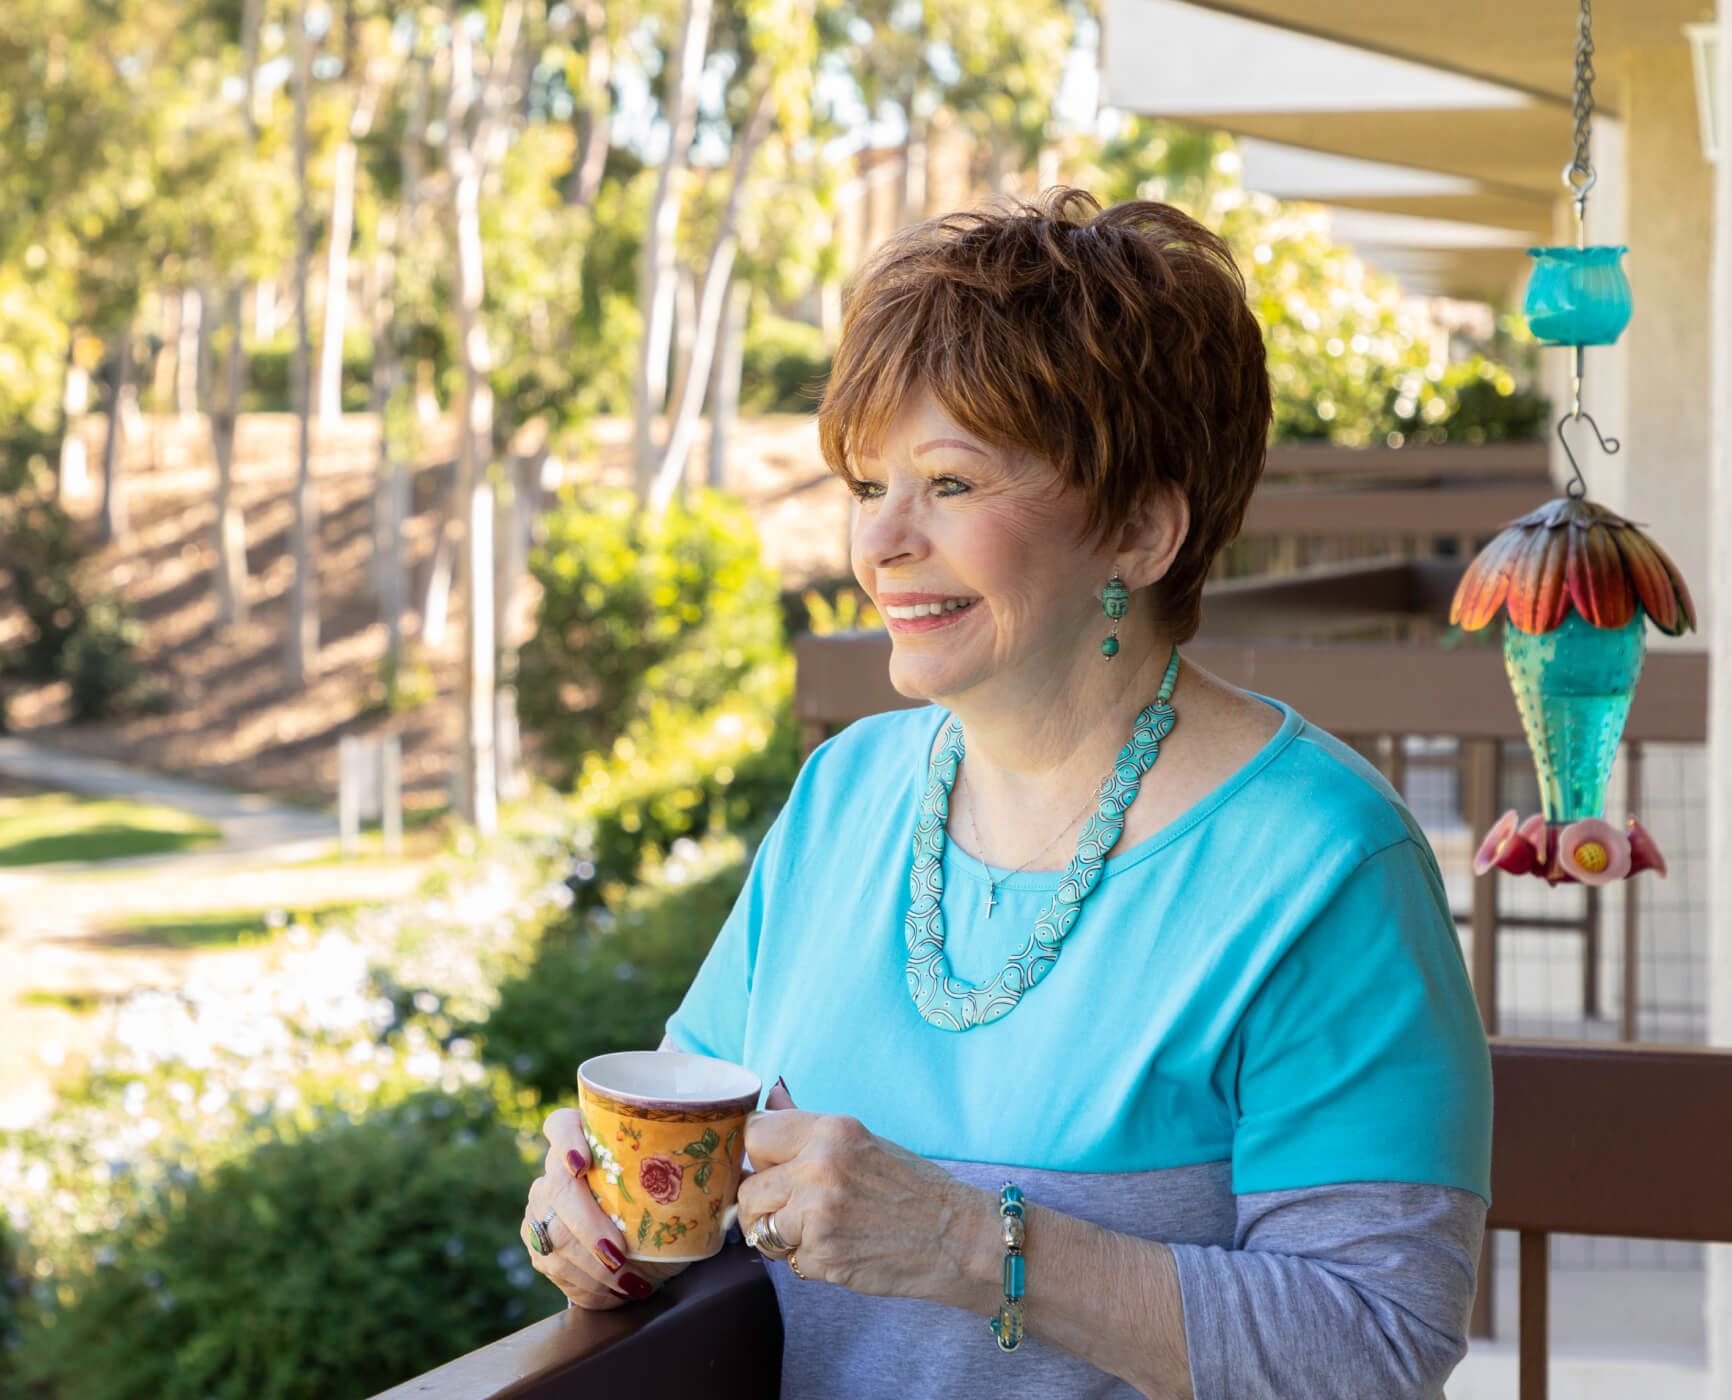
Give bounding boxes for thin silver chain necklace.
[959,768,1110,917]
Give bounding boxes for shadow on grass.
[0,793,221,867]
[63,902,364,951]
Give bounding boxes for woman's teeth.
[885,599,975,620]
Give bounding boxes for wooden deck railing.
[371,1040,1732,1400]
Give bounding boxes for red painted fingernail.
[594,1239,624,1272]
[618,1271,653,1300]
[567,1148,587,1176]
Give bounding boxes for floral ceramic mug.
[577,1050,760,1262]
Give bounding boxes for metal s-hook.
[1556,409,1619,499]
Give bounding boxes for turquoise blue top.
[667,697,1492,1204]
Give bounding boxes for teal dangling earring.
[1100,574,1129,659]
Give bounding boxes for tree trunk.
[317,139,359,427]
[565,0,611,209]
[97,326,133,544]
[373,51,428,666]
[445,0,523,834]
[285,0,319,687]
[255,278,277,341]
[647,83,771,513]
[630,0,713,497]
[903,106,930,225]
[154,287,181,410]
[857,142,877,257]
[176,286,202,418]
[210,283,251,627]
[59,338,90,499]
[318,78,382,428]
[667,264,698,430]
[707,277,746,490]
[208,0,262,630]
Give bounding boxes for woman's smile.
[880,593,981,632]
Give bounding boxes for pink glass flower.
[1474,810,1538,875]
[1556,818,1632,886]
[1626,817,1669,877]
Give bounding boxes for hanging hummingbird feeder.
[1453,0,1697,886]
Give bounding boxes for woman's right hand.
[521,1108,694,1309]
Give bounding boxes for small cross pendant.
[985,887,998,918]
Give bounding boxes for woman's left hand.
[738,1108,995,1306]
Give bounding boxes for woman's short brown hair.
[818,187,1271,644]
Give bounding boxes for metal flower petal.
[1451,496,1698,636]
[1612,527,1696,637]
[1564,511,1637,629]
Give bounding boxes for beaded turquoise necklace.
[905,647,1181,1031]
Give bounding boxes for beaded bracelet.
[989,1182,1026,1352]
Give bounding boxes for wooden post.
[1518,1231,1549,1400]
[1621,743,1642,1043]
[1465,740,1500,1035]
[338,735,360,857]
[382,734,403,858]
[1464,738,1499,1342]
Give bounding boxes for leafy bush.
[13,1088,562,1400]
[245,336,375,413]
[478,850,749,1105]
[517,487,789,788]
[739,314,830,414]
[0,490,149,716]
[59,595,149,721]
[564,668,796,901]
[1,1217,33,1394]
[1388,355,1550,445]
[0,492,87,679]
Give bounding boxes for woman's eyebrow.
[912,438,987,457]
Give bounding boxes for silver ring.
[527,1210,557,1255]
[750,1211,793,1257]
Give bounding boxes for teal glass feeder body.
[1522,246,1632,346]
[1503,611,1646,824]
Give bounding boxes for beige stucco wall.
[1708,7,1732,1397]
[1618,45,1715,641]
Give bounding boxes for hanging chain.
[1565,0,1597,238]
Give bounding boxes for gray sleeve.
[1166,1181,1485,1400]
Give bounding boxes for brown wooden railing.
[371,1040,1732,1400]
[791,614,1713,1360]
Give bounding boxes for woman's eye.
[847,478,884,501]
[933,477,970,496]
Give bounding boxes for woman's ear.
[1115,480,1190,591]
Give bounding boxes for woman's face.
[848,386,1116,704]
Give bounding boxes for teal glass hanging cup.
[1522,246,1632,346]
[1502,611,1645,824]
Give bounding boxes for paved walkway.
[0,740,424,1129]
[0,736,338,866]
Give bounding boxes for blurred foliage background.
[0,0,1546,1395]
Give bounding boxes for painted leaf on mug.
[724,1125,741,1158]
[680,1128,719,1159]
[637,1210,652,1247]
[694,1160,713,1193]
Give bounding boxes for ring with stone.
[527,1210,557,1255]
[750,1212,793,1257]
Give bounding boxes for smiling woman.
[522,189,1491,1400]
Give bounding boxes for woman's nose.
[854,492,926,570]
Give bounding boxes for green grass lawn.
[0,789,222,867]
[86,901,364,950]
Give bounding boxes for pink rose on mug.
[638,1153,684,1204]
